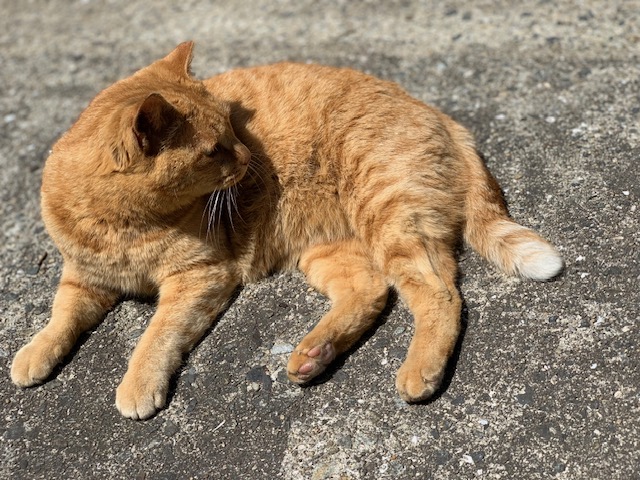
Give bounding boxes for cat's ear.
[132,93,181,157]
[163,41,195,77]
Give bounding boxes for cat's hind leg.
[287,240,388,384]
[378,237,461,402]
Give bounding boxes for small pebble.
[276,369,289,383]
[553,462,566,473]
[248,382,261,391]
[127,328,143,340]
[571,122,588,136]
[470,451,485,464]
[393,326,406,336]
[270,343,294,355]
[146,439,161,450]
[336,435,352,448]
[461,454,475,465]
[183,367,197,386]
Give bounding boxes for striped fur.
[11,42,562,418]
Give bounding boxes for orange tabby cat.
[11,42,563,419]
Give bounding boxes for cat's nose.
[234,143,251,166]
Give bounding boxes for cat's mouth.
[222,165,249,187]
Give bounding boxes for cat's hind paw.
[395,360,444,403]
[287,342,336,384]
[115,370,168,420]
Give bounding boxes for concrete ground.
[1,1,638,478]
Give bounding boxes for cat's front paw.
[11,335,64,387]
[287,342,336,384]
[115,369,168,420]
[395,359,444,403]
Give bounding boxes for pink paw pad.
[287,342,336,384]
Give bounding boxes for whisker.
[230,184,245,225]
[247,160,273,213]
[214,190,224,227]
[248,155,270,185]
[205,193,214,243]
[202,156,271,245]
[209,189,224,245]
[247,163,265,187]
[200,191,216,240]
[226,189,235,233]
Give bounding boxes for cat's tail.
[453,125,564,281]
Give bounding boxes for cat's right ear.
[132,93,181,158]
[163,41,195,77]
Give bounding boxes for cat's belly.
[237,185,352,282]
[281,188,351,252]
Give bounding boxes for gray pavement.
[1,1,638,479]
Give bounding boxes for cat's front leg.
[11,264,118,387]
[115,264,238,420]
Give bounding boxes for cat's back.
[204,62,426,141]
[206,62,393,108]
[204,62,437,180]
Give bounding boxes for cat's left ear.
[163,41,195,77]
[132,93,181,158]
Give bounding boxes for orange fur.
[11,42,562,419]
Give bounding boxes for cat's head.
[42,42,251,224]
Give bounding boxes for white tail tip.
[490,221,564,281]
[512,239,564,281]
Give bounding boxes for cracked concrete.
[1,1,638,478]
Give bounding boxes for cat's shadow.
[21,293,158,388]
[300,290,399,389]
[39,284,466,415]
